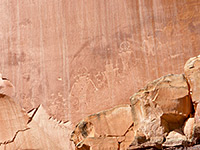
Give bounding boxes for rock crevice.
[0,128,30,146]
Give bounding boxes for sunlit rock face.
[1,0,200,149]
[184,55,200,143]
[71,55,200,150]
[0,0,200,124]
[184,55,200,104]
[3,54,200,149]
[70,105,133,150]
[129,74,193,149]
[0,94,28,146]
[0,94,74,150]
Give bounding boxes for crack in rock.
[27,105,40,124]
[0,128,30,146]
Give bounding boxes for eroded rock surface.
[184,55,200,104]
[27,105,74,150]
[0,94,28,147]
[71,104,134,150]
[0,74,15,98]
[72,62,200,150]
[1,0,200,125]
[129,74,192,149]
[184,55,200,144]
[183,118,195,141]
[0,93,74,149]
[162,129,187,147]
[1,57,200,149]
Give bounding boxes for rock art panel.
[1,0,200,124]
[72,55,200,150]
[2,54,200,149]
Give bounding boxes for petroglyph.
[94,71,107,89]
[142,36,156,56]
[119,41,132,72]
[69,67,98,112]
[104,61,119,100]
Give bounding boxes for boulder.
[27,105,74,150]
[184,55,200,104]
[130,74,192,149]
[183,118,194,141]
[162,129,187,147]
[0,94,28,148]
[0,94,74,149]
[184,55,200,143]
[192,103,200,143]
[70,104,134,150]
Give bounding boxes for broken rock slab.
[184,55,200,104]
[162,129,187,147]
[184,55,200,143]
[129,74,193,149]
[76,137,119,150]
[0,94,29,147]
[192,103,200,143]
[27,105,75,150]
[183,117,194,141]
[71,104,134,150]
[0,93,74,149]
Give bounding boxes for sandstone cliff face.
[0,94,74,149]
[0,58,200,149]
[0,0,200,124]
[71,55,200,150]
[129,74,192,149]
[1,0,200,149]
[0,94,28,147]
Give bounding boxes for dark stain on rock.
[79,121,89,138]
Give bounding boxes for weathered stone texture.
[71,59,200,149]
[0,94,28,146]
[0,94,74,149]
[71,105,133,150]
[129,74,193,149]
[162,129,187,147]
[184,55,200,143]
[184,55,200,104]
[1,0,200,149]
[0,0,200,124]
[183,118,195,141]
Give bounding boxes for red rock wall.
[0,0,200,124]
